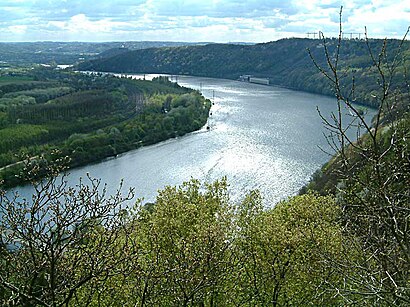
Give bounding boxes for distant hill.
[78,38,410,108]
[0,41,211,65]
[97,47,131,59]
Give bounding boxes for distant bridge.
[306,31,365,40]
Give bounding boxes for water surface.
[9,75,374,206]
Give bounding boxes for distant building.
[239,75,270,85]
[249,77,269,85]
[239,74,252,82]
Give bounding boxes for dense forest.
[1,32,409,305]
[0,68,211,188]
[0,176,356,306]
[79,37,410,108]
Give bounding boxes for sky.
[0,0,409,43]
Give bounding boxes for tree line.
[78,37,410,108]
[0,170,355,306]
[0,68,210,188]
[1,18,409,305]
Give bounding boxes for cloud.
[346,1,410,36]
[7,25,28,34]
[0,0,408,42]
[137,0,300,19]
[48,14,113,32]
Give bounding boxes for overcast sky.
[1,0,409,42]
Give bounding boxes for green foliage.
[3,30,408,306]
[8,90,125,123]
[0,112,7,128]
[337,117,410,303]
[0,95,36,111]
[123,178,235,306]
[302,22,410,304]
[0,75,34,83]
[3,86,73,104]
[0,173,387,306]
[62,180,346,306]
[79,38,410,108]
[304,116,410,305]
[0,41,204,66]
[0,124,49,152]
[0,80,54,97]
[0,69,210,188]
[0,169,136,307]
[232,192,343,306]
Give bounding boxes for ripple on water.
[7,75,376,207]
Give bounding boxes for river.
[8,75,375,207]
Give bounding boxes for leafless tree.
[308,7,410,305]
[0,156,138,306]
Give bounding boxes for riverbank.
[0,69,211,189]
[77,37,410,110]
[4,75,375,205]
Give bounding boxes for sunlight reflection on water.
[8,75,375,207]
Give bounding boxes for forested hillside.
[78,37,410,108]
[68,34,407,305]
[0,68,211,188]
[0,41,209,66]
[1,33,409,306]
